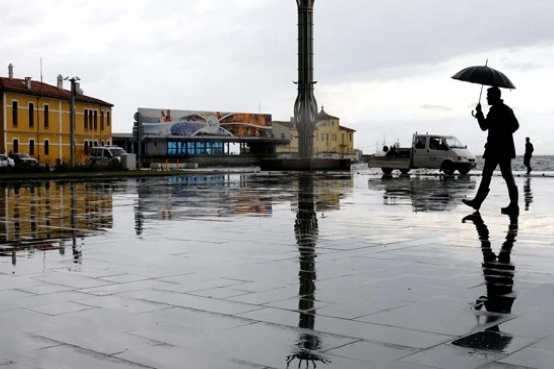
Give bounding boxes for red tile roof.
[0,77,113,107]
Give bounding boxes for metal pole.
[138,114,142,167]
[69,78,76,168]
[294,0,317,159]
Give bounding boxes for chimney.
[57,74,63,89]
[24,77,32,89]
[8,63,13,79]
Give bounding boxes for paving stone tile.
[325,339,418,367]
[498,347,554,369]
[74,294,170,313]
[24,344,151,369]
[27,301,96,316]
[116,344,265,369]
[78,279,177,296]
[400,343,505,369]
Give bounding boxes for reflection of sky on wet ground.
[0,172,553,368]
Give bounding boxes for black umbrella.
[452,60,516,115]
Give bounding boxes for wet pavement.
[0,170,553,368]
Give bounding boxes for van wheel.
[400,169,410,174]
[441,162,454,175]
[381,168,393,174]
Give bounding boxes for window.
[415,136,426,149]
[93,111,98,131]
[13,139,19,152]
[44,140,49,155]
[101,111,104,131]
[29,140,35,155]
[429,137,448,151]
[12,101,18,127]
[84,109,88,130]
[89,110,93,130]
[44,104,49,129]
[107,111,111,127]
[29,103,34,128]
[167,141,223,155]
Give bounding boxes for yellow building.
[274,107,356,158]
[0,64,113,166]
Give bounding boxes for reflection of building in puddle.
[134,174,353,237]
[0,181,113,266]
[290,175,353,215]
[455,213,518,352]
[368,174,476,212]
[137,175,273,220]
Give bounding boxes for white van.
[89,146,127,165]
[366,133,476,175]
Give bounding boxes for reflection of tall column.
[294,0,318,159]
[287,175,330,367]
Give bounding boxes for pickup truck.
[365,133,477,175]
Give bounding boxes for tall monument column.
[294,0,318,159]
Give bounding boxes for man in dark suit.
[462,86,520,215]
[524,137,534,175]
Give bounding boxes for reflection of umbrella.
[452,329,513,352]
[452,60,516,107]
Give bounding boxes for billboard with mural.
[137,108,272,138]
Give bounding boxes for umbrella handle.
[471,84,484,117]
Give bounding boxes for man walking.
[462,86,520,215]
[524,137,534,175]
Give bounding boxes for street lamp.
[64,76,80,167]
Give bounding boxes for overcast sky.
[2,0,554,154]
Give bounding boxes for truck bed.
[366,148,411,170]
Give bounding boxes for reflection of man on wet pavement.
[455,212,518,351]
[524,177,533,211]
[462,86,520,215]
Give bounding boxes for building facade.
[274,107,356,158]
[0,64,113,166]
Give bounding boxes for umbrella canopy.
[452,65,516,89]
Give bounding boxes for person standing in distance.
[524,137,534,175]
[462,86,520,215]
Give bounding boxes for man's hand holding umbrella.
[475,102,482,116]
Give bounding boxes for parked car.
[89,146,127,165]
[8,152,39,167]
[0,154,15,168]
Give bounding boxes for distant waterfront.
[475,155,554,172]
